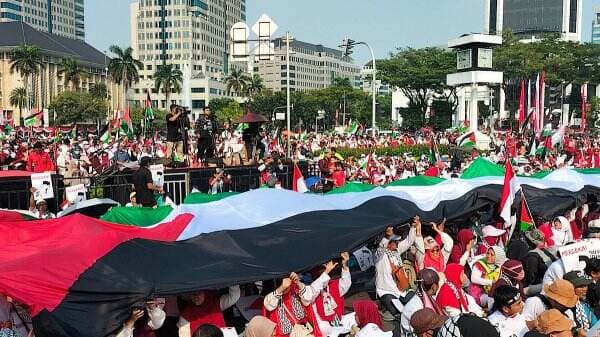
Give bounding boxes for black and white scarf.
[277,293,306,335]
[575,301,591,330]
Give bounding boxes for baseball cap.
[563,270,593,288]
[410,308,447,334]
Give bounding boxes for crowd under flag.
[499,160,520,228]
[292,162,308,193]
[519,193,535,231]
[145,92,155,120]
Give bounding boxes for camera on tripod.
[176,105,191,117]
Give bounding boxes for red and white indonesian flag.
[293,163,308,193]
[499,160,521,227]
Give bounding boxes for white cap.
[482,225,506,237]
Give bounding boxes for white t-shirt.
[522,296,574,323]
[356,323,393,337]
[488,311,529,337]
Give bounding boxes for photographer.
[242,123,265,163]
[166,104,184,162]
[195,106,217,165]
[258,152,284,188]
[208,168,232,195]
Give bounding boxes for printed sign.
[65,184,87,204]
[149,164,164,188]
[31,172,54,200]
[560,241,590,272]
[353,246,374,272]
[221,328,237,337]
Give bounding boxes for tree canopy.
[49,91,108,125]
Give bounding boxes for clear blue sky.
[86,0,600,64]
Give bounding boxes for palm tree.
[246,74,265,97]
[9,44,44,113]
[9,87,27,119]
[58,58,87,91]
[107,45,143,108]
[154,64,183,107]
[224,68,251,96]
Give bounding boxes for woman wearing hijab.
[246,316,277,337]
[550,217,573,246]
[469,246,506,305]
[351,300,392,337]
[415,219,453,273]
[263,273,319,337]
[436,313,500,337]
[449,229,475,265]
[491,259,526,299]
[401,269,443,337]
[436,264,483,317]
[477,225,506,255]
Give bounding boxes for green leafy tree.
[108,45,143,107]
[58,57,87,91]
[378,47,456,123]
[9,44,44,113]
[246,74,265,98]
[209,97,237,114]
[216,101,244,124]
[225,68,251,95]
[154,64,183,106]
[332,77,352,88]
[9,87,27,119]
[49,91,108,125]
[89,83,109,101]
[131,108,168,131]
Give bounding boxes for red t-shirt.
[332,171,346,187]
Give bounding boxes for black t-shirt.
[166,113,182,142]
[132,167,155,206]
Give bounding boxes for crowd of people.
[1,107,599,185]
[2,196,600,337]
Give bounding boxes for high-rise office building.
[486,0,582,42]
[0,0,85,40]
[592,5,600,44]
[254,38,361,93]
[129,0,246,113]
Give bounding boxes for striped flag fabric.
[145,92,154,120]
[3,163,600,337]
[519,80,525,128]
[519,195,535,231]
[292,162,308,193]
[499,160,520,227]
[24,111,43,127]
[581,82,587,131]
[456,131,476,148]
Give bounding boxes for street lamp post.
[284,32,293,159]
[340,39,377,136]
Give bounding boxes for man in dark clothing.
[166,104,184,161]
[132,157,163,207]
[195,106,217,164]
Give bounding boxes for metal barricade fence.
[0,163,301,212]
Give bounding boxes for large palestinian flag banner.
[1,158,600,337]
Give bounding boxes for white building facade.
[129,0,246,113]
[254,38,361,92]
[486,0,583,42]
[0,0,85,40]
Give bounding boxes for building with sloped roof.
[0,21,117,125]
